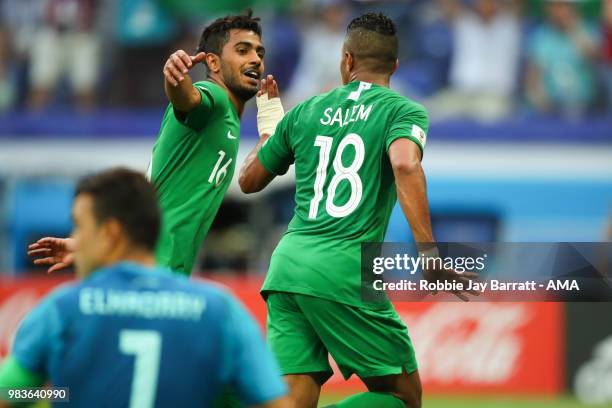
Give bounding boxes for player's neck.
[350,72,390,88]
[207,76,245,117]
[103,247,156,269]
[226,92,246,117]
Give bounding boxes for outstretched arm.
[389,139,434,246]
[239,75,285,193]
[163,50,207,113]
[389,138,478,301]
[239,136,275,194]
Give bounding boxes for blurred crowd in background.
[0,0,611,275]
[0,0,612,121]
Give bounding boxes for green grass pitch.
[318,393,600,407]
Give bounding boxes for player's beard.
[222,66,258,102]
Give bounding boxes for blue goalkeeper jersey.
[10,262,286,407]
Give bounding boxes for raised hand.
[256,74,284,138]
[27,237,75,274]
[257,74,280,98]
[423,266,480,302]
[163,50,206,87]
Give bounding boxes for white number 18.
[309,133,365,219]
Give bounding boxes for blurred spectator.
[109,0,180,106]
[0,25,14,111]
[27,0,100,110]
[285,0,350,107]
[525,0,599,117]
[427,0,521,122]
[260,10,301,92]
[391,1,453,98]
[0,0,47,109]
[602,0,612,111]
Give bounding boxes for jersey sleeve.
[10,289,64,378]
[174,82,227,131]
[257,110,295,175]
[0,355,45,390]
[385,101,429,157]
[221,295,287,405]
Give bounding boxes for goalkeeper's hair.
[345,12,398,75]
[196,9,262,56]
[76,168,160,251]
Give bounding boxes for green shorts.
[265,291,417,382]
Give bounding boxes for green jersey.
[258,81,428,308]
[148,81,240,274]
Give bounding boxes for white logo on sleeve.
[227,130,237,140]
[411,124,427,148]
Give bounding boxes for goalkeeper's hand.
[27,237,75,274]
[256,74,284,138]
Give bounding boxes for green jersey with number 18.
[147,81,240,274]
[258,81,429,308]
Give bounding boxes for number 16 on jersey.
[209,150,233,186]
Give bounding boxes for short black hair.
[196,9,262,56]
[75,168,160,251]
[345,12,398,74]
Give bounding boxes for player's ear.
[345,51,354,72]
[205,54,221,74]
[102,218,123,248]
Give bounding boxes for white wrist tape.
[420,246,440,259]
[256,93,285,137]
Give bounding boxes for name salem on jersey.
[320,104,373,127]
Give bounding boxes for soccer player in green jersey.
[28,11,274,276]
[151,11,268,274]
[240,13,476,408]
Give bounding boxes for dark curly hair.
[345,12,398,74]
[347,12,397,36]
[76,168,160,251]
[196,9,262,56]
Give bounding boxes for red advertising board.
[395,301,563,394]
[0,275,72,359]
[0,275,564,395]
